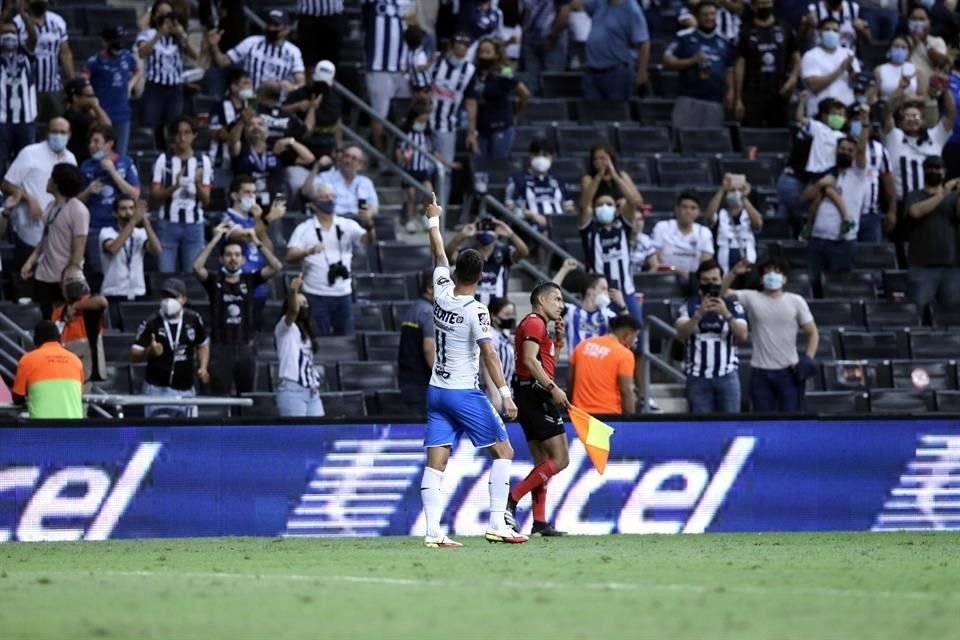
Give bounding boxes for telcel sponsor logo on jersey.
[0,443,161,542]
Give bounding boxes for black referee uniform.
[297,0,344,68]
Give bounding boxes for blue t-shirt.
[584,0,649,69]
[949,71,960,144]
[80,154,140,231]
[84,50,137,123]
[222,209,267,299]
[476,67,519,134]
[665,28,733,102]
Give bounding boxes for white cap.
[313,60,336,85]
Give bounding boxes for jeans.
[749,367,804,412]
[776,172,807,238]
[521,32,569,94]
[0,122,36,173]
[859,6,898,42]
[307,292,354,336]
[143,381,197,418]
[477,127,515,160]
[209,343,257,396]
[155,219,205,273]
[582,64,634,101]
[808,237,855,296]
[432,129,457,202]
[857,213,884,243]
[907,267,960,313]
[113,120,131,157]
[276,379,325,417]
[686,371,741,414]
[142,82,184,148]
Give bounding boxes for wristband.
[545,382,556,393]
[426,217,440,229]
[498,385,512,399]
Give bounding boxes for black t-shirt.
[737,21,797,97]
[202,271,265,345]
[231,143,291,204]
[397,297,434,385]
[134,309,209,390]
[65,107,94,163]
[475,68,519,134]
[255,103,307,144]
[903,189,960,268]
[285,84,342,130]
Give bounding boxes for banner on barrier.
[0,420,958,541]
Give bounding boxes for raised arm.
[424,193,448,268]
[284,275,303,326]
[553,257,579,285]
[257,236,283,279]
[193,220,231,281]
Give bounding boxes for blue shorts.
[425,386,508,449]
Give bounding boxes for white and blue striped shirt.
[0,49,38,125]
[226,36,305,90]
[364,0,409,73]
[429,57,476,133]
[136,29,184,85]
[297,0,344,16]
[563,302,615,356]
[581,215,635,295]
[677,296,746,378]
[14,12,68,92]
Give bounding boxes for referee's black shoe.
[531,521,567,537]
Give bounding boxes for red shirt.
[514,313,556,381]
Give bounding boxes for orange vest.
[52,295,105,382]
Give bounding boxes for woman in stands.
[874,36,925,101]
[579,144,645,219]
[275,274,325,417]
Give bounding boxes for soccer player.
[507,281,571,536]
[420,194,527,548]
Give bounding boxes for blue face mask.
[48,133,68,153]
[890,47,909,65]
[477,231,496,246]
[820,30,840,50]
[849,120,863,138]
[762,271,784,291]
[314,200,335,215]
[919,0,934,8]
[448,54,465,68]
[91,150,107,161]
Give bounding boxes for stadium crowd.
[4,0,960,419]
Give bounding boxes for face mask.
[820,30,840,50]
[448,54,465,68]
[477,58,495,70]
[826,113,846,130]
[925,171,943,186]
[107,40,123,55]
[412,121,427,132]
[920,0,935,7]
[91,150,107,161]
[160,297,183,318]
[314,200,335,215]
[836,152,853,169]
[762,272,784,291]
[221,265,243,276]
[849,120,863,138]
[64,281,89,302]
[477,231,497,246]
[48,133,68,153]
[725,191,743,211]
[530,156,552,173]
[266,29,282,43]
[594,204,616,224]
[239,196,256,213]
[890,47,909,65]
[754,6,773,20]
[497,317,516,331]
[0,34,17,52]
[29,1,46,17]
[238,87,255,100]
[593,292,611,309]
[297,307,310,323]
[909,20,927,34]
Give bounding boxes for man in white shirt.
[284,183,374,336]
[800,17,859,117]
[651,190,715,278]
[301,145,379,221]
[99,197,162,330]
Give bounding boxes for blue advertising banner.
[0,419,958,541]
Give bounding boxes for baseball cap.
[101,26,126,41]
[64,77,90,98]
[313,60,336,85]
[923,156,944,169]
[266,9,288,25]
[160,278,187,298]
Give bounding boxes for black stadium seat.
[717,157,780,187]
[632,98,674,124]
[738,128,792,154]
[655,156,715,187]
[390,302,415,331]
[337,362,399,392]
[102,333,136,362]
[864,301,921,330]
[555,125,611,155]
[314,336,360,363]
[935,390,960,411]
[353,273,412,302]
[634,272,688,298]
[869,389,936,413]
[118,302,159,333]
[524,98,572,123]
[839,330,903,359]
[677,128,733,153]
[805,391,869,414]
[854,243,898,270]
[576,100,631,123]
[929,304,960,329]
[373,391,418,416]
[806,300,865,328]
[822,271,877,299]
[362,332,401,361]
[909,331,960,359]
[541,72,584,98]
[353,304,387,332]
[319,391,367,417]
[821,361,885,391]
[886,360,958,391]
[0,302,42,332]
[376,242,433,272]
[549,214,581,239]
[615,125,672,155]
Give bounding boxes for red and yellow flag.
[568,405,615,475]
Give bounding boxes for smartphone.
[358,198,368,211]
[274,192,287,204]
[730,174,746,189]
[477,217,496,232]
[608,279,621,291]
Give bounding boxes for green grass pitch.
[1,533,958,640]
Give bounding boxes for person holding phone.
[209,68,254,175]
[303,145,379,221]
[444,216,529,306]
[703,173,762,275]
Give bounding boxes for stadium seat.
[935,390,960,411]
[615,125,672,156]
[362,332,401,361]
[909,331,960,358]
[717,157,780,186]
[757,216,793,240]
[738,128,793,155]
[372,215,397,242]
[511,126,555,154]
[638,187,681,213]
[0,302,42,332]
[775,241,810,270]
[838,330,903,359]
[822,271,877,299]
[314,336,361,363]
[869,389,936,413]
[864,301,920,330]
[373,391,419,416]
[353,273,413,302]
[677,128,733,153]
[98,364,131,395]
[655,156,715,187]
[821,360,885,391]
[800,329,838,360]
[549,214,582,240]
[85,7,137,36]
[783,272,814,298]
[883,360,958,391]
[806,300,865,328]
[239,392,277,417]
[524,98,572,123]
[805,390,869,414]
[555,125,611,155]
[147,272,207,301]
[353,304,387,332]
[541,72,584,98]
[881,270,910,302]
[319,391,367,417]
[102,333,136,362]
[854,243,898,270]
[648,67,679,99]
[634,272,688,299]
[118,302,159,333]
[254,362,273,392]
[929,304,960,329]
[337,361,399,391]
[631,98,674,124]
[621,158,654,185]
[376,242,433,273]
[576,100,631,123]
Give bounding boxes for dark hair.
[230,174,256,194]
[419,269,434,295]
[529,282,561,307]
[51,163,84,199]
[280,297,318,350]
[221,239,244,256]
[33,320,61,346]
[403,24,425,49]
[817,97,844,117]
[476,37,507,67]
[170,115,197,136]
[756,257,786,274]
[529,137,554,156]
[488,296,514,317]
[226,65,250,87]
[696,259,723,279]
[676,190,700,208]
[113,195,135,212]
[455,249,484,285]
[150,1,177,27]
[583,272,606,292]
[402,96,432,131]
[610,314,642,333]
[586,143,619,178]
[837,136,858,148]
[88,123,116,144]
[817,17,840,29]
[696,0,719,15]
[908,4,929,19]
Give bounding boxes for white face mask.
[595,204,616,224]
[593,292,611,309]
[238,87,255,100]
[531,156,552,173]
[239,196,255,213]
[161,298,183,318]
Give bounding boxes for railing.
[482,195,582,268]
[340,125,440,204]
[641,315,686,413]
[0,395,254,419]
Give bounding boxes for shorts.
[365,71,410,119]
[425,385,508,448]
[513,382,566,442]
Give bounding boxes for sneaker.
[424,535,463,548]
[646,397,662,413]
[485,527,528,544]
[531,521,567,537]
[404,220,418,234]
[504,499,518,530]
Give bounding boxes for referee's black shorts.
[513,381,565,442]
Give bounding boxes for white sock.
[488,458,512,531]
[420,466,444,539]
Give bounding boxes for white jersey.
[429,266,492,390]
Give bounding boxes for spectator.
[51,264,107,386]
[150,116,213,273]
[444,217,530,305]
[858,123,897,242]
[78,124,141,274]
[579,143,644,219]
[130,277,209,418]
[209,67,252,175]
[905,6,949,85]
[663,1,734,129]
[11,320,84,419]
[460,0,504,58]
[875,36,923,101]
[578,192,644,320]
[800,0,869,52]
[360,0,411,150]
[84,27,139,157]
[252,82,308,145]
[552,261,628,354]
[734,0,800,128]
[193,221,282,396]
[947,56,960,180]
[651,191,714,277]
[62,78,110,163]
[675,259,748,414]
[521,0,572,94]
[800,17,859,117]
[505,137,574,230]
[500,0,523,63]
[229,114,315,206]
[285,185,374,337]
[676,0,743,43]
[797,96,848,183]
[724,258,819,412]
[397,269,436,413]
[1,117,76,299]
[396,98,445,233]
[296,0,345,68]
[703,173,761,275]
[209,10,306,92]
[99,197,162,329]
[275,275,324,417]
[304,146,379,220]
[0,16,37,173]
[568,314,640,415]
[581,0,650,101]
[20,163,88,318]
[858,0,898,42]
[404,24,435,98]
[903,157,960,312]
[629,214,659,274]
[284,60,344,161]
[14,0,73,122]
[137,2,200,150]
[895,0,960,50]
[480,297,517,414]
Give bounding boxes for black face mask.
[297,307,310,323]
[755,7,773,20]
[699,282,722,298]
[497,317,516,331]
[29,1,47,17]
[266,29,282,43]
[314,200,335,215]
[925,171,944,187]
[64,281,89,302]
[476,58,495,70]
[836,153,853,169]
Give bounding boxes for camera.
[327,261,350,285]
[163,12,181,24]
[477,216,496,232]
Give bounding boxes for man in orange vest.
[51,264,108,384]
[568,314,642,416]
[12,320,85,419]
